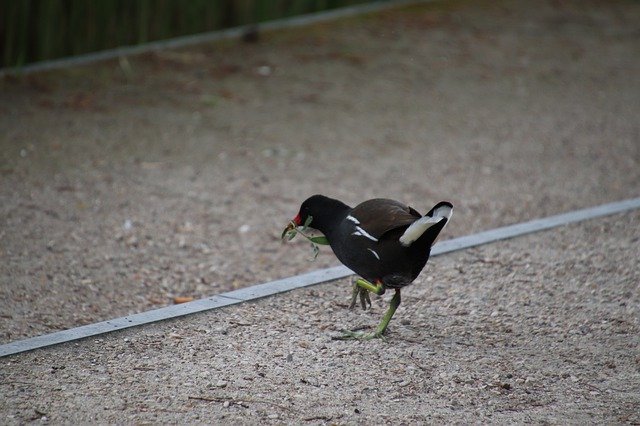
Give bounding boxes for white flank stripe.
[367,248,380,260]
[346,215,360,224]
[353,226,378,242]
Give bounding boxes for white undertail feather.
[399,203,453,247]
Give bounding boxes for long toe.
[359,289,372,310]
[349,285,371,311]
[349,283,359,309]
[331,329,386,341]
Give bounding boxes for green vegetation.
[1,0,378,68]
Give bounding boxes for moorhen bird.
[283,194,453,340]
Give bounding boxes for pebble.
[256,65,272,76]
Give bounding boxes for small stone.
[257,65,272,76]
[216,380,228,388]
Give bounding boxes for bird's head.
[281,195,323,239]
[282,194,349,241]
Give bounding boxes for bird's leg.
[359,288,370,310]
[355,278,386,295]
[349,278,382,310]
[349,282,369,310]
[336,285,401,341]
[372,289,401,337]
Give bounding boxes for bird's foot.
[337,289,401,341]
[349,283,372,310]
[332,329,386,341]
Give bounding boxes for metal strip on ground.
[1,197,639,357]
[0,0,426,77]
[432,197,640,255]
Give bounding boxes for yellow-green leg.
[349,278,384,310]
[336,279,401,340]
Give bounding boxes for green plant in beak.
[281,215,329,260]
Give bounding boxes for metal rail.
[1,0,427,76]
[1,197,639,357]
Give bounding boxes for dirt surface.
[0,0,639,422]
[1,0,639,344]
[1,212,639,424]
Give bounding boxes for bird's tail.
[399,201,453,247]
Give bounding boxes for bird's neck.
[310,199,350,237]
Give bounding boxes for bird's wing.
[348,199,421,240]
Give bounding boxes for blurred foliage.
[0,0,381,68]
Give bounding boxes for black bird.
[283,194,453,339]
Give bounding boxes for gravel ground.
[1,0,639,422]
[1,0,639,343]
[1,211,638,424]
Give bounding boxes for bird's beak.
[281,214,302,240]
[281,221,296,240]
